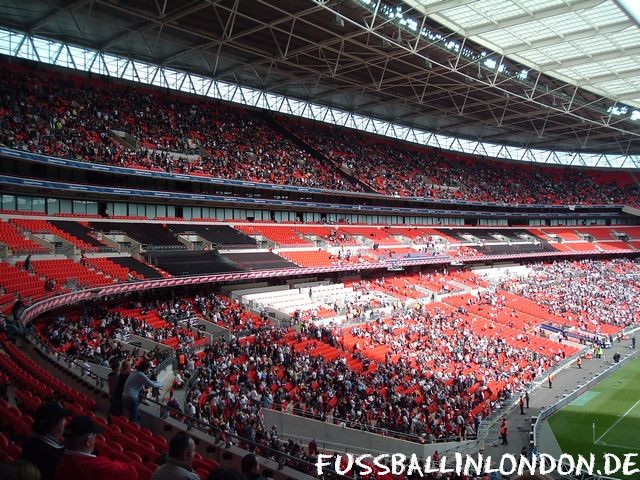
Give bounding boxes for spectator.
[21,399,71,480]
[151,433,198,480]
[54,416,137,480]
[107,358,121,417]
[122,359,163,423]
[110,359,131,417]
[241,454,265,480]
[1,461,42,480]
[499,419,508,445]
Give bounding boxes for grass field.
[548,353,640,477]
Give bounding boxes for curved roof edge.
[1,27,639,170]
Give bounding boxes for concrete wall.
[130,334,174,355]
[263,409,478,458]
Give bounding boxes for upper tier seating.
[280,116,640,205]
[11,219,110,252]
[336,226,403,246]
[0,219,48,255]
[26,259,114,289]
[0,263,50,307]
[167,224,257,248]
[144,250,243,276]
[109,256,165,279]
[84,257,143,281]
[91,222,185,249]
[234,225,312,247]
[50,220,112,250]
[0,58,360,193]
[224,252,298,270]
[1,58,639,206]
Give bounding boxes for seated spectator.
[241,454,265,480]
[151,433,198,480]
[54,416,137,480]
[21,399,71,480]
[0,461,42,480]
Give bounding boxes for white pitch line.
[595,398,640,444]
[594,441,639,451]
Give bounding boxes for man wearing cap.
[21,399,71,480]
[151,432,199,480]
[122,358,163,423]
[54,416,138,480]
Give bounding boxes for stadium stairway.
[261,111,374,193]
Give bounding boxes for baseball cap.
[34,399,72,424]
[63,416,104,437]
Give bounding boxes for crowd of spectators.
[0,59,360,192]
[283,118,640,205]
[185,308,538,452]
[3,59,640,206]
[36,292,265,396]
[28,260,640,479]
[504,259,640,332]
[40,309,164,367]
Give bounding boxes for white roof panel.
[410,0,640,107]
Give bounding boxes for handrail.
[282,406,473,445]
[19,250,640,326]
[182,366,202,411]
[153,353,175,377]
[0,146,627,209]
[25,330,346,480]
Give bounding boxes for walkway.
[483,336,638,462]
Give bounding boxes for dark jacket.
[21,434,65,480]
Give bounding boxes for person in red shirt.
[54,416,138,480]
[500,419,508,445]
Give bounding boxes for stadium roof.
[1,0,640,162]
[408,0,640,109]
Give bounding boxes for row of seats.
[5,57,640,205]
[0,333,220,480]
[10,219,108,252]
[0,219,48,255]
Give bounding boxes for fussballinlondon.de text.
[316,452,639,477]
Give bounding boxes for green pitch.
[548,354,640,477]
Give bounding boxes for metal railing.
[282,406,472,445]
[154,353,175,376]
[24,331,344,480]
[182,366,202,411]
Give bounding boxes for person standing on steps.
[122,359,162,423]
